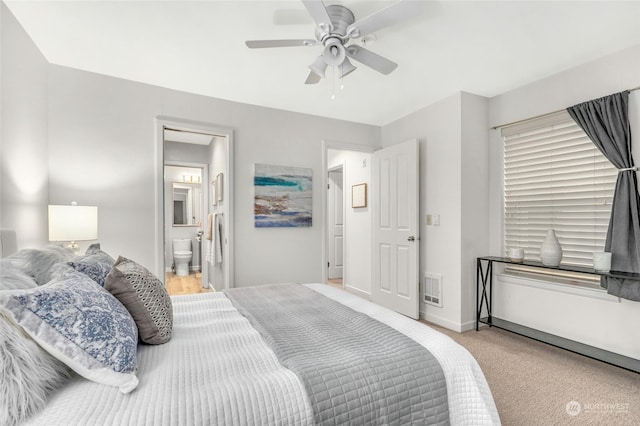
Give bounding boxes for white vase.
[540,229,563,266]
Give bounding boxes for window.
[502,111,618,268]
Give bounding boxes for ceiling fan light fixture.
[309,55,328,78]
[338,58,357,78]
[322,38,345,66]
[246,0,423,84]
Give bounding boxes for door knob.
[407,236,415,242]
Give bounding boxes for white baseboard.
[420,310,465,332]
[460,319,476,332]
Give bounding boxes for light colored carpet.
[428,323,640,425]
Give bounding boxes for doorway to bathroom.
[164,164,207,295]
[157,117,234,295]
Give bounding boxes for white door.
[372,139,419,319]
[328,169,344,280]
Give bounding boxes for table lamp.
[48,202,98,253]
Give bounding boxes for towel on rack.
[215,213,224,264]
[205,239,213,264]
[205,213,214,240]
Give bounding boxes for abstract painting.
[254,163,312,227]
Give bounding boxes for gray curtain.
[567,91,640,301]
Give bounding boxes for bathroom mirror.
[172,182,202,226]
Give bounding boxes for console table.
[476,256,640,373]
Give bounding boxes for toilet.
[173,239,192,276]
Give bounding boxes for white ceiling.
[6,0,640,126]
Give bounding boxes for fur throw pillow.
[0,311,70,426]
[0,261,37,291]
[2,246,77,285]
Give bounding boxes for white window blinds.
[502,111,618,266]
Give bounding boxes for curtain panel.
[567,91,640,301]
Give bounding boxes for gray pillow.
[0,311,71,426]
[105,256,173,345]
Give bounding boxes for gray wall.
[381,92,490,331]
[46,65,380,284]
[1,3,49,249]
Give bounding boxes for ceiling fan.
[245,0,424,84]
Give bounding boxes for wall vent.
[423,273,443,307]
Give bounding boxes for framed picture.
[216,172,224,203]
[254,163,312,227]
[352,183,367,208]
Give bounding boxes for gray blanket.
[224,284,450,425]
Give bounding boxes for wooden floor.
[165,271,212,296]
[327,278,343,289]
[167,275,341,295]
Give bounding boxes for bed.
[0,240,500,425]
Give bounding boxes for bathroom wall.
[207,136,227,291]
[164,141,209,164]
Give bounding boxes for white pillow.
[0,270,139,393]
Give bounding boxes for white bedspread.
[27,285,500,425]
[27,292,315,425]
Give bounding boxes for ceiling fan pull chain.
[331,66,336,100]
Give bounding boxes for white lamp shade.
[309,55,328,78]
[48,205,98,242]
[338,58,357,78]
[322,39,345,66]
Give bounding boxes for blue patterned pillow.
[68,251,115,287]
[0,270,139,393]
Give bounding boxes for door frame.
[321,140,378,285]
[155,116,235,289]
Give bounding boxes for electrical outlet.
[433,214,440,226]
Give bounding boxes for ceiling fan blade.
[346,0,424,38]
[301,0,333,33]
[245,39,317,48]
[346,45,398,75]
[305,71,322,85]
